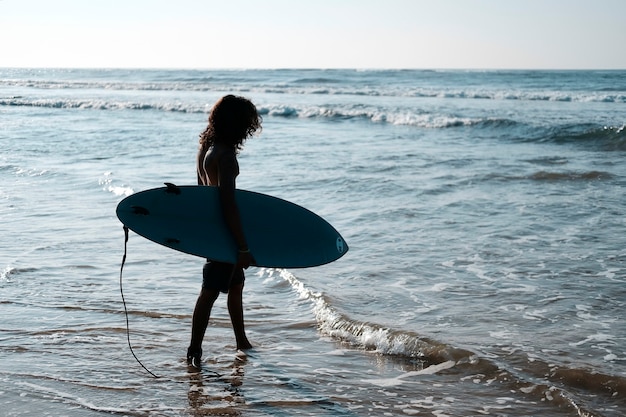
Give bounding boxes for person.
[187,95,262,369]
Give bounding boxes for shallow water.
[1,68,625,416]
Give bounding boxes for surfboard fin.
[164,182,181,195]
[131,205,149,215]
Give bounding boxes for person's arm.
[217,154,254,268]
[197,149,206,185]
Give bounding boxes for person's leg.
[188,287,219,366]
[227,282,252,350]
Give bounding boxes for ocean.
[1,68,625,416]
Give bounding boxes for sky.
[1,0,625,69]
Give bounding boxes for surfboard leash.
[120,225,160,379]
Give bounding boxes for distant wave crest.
[0,97,515,129]
[2,78,625,103]
[260,104,519,129]
[0,97,205,113]
[3,97,622,153]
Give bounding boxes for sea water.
[1,68,625,416]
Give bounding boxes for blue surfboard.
[116,184,348,268]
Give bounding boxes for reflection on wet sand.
[187,351,248,416]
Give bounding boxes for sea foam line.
[271,268,470,363]
[2,79,625,102]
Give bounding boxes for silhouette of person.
[187,95,262,368]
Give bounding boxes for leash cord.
[120,226,160,379]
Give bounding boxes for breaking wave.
[2,77,625,103]
[274,268,626,415]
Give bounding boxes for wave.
[0,97,515,129]
[3,96,622,150]
[1,266,38,281]
[550,124,626,150]
[520,123,626,151]
[274,268,626,415]
[406,88,626,103]
[528,170,614,181]
[273,269,455,360]
[483,170,615,183]
[0,97,205,113]
[0,161,50,177]
[2,78,625,103]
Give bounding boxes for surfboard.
[115,183,348,268]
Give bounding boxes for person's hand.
[236,250,255,269]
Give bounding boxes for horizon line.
[2,66,625,71]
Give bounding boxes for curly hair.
[199,95,262,152]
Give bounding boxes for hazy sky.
[1,0,625,69]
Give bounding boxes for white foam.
[15,381,181,414]
[99,172,134,196]
[107,185,134,196]
[1,266,15,281]
[363,361,456,387]
[489,330,516,340]
[597,268,620,280]
[523,309,547,320]
[500,284,537,293]
[276,268,425,356]
[430,283,452,292]
[570,333,614,347]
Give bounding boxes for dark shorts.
[202,260,245,294]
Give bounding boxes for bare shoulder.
[202,145,239,186]
[214,146,239,176]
